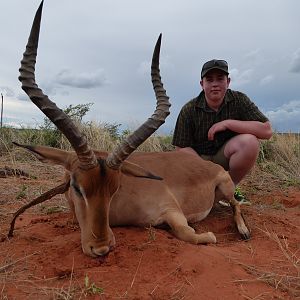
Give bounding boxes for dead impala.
[12,1,250,257]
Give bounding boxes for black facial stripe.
[73,184,82,195]
[71,177,82,196]
[98,158,107,177]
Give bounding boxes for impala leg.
[229,198,250,240]
[164,211,216,244]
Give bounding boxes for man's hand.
[208,120,228,140]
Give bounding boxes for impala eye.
[72,184,82,196]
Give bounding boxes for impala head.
[18,1,170,257]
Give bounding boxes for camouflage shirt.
[172,89,269,155]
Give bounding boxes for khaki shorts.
[200,143,229,170]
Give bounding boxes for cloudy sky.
[0,0,300,134]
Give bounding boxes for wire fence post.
[1,93,3,129]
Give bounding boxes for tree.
[40,103,93,147]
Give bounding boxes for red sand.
[0,162,299,299]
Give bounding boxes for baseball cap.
[201,59,229,78]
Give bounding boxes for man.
[172,59,272,187]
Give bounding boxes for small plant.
[84,274,104,296]
[271,200,285,210]
[282,177,300,188]
[258,139,275,163]
[16,184,28,200]
[146,224,156,241]
[41,205,66,214]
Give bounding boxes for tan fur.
[20,145,250,257]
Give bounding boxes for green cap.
[201,59,229,78]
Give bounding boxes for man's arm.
[208,120,272,141]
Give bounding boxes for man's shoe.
[234,188,251,205]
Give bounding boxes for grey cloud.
[0,86,15,97]
[229,68,254,87]
[1,0,300,132]
[137,61,151,75]
[259,75,274,86]
[39,81,59,96]
[17,93,29,101]
[243,49,262,64]
[266,100,300,132]
[137,56,174,76]
[17,82,70,101]
[55,69,107,89]
[290,49,300,73]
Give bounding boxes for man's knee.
[239,134,260,158]
[226,134,260,184]
[226,134,259,158]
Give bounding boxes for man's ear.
[227,76,231,85]
[120,160,162,180]
[200,79,203,88]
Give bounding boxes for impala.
[13,1,250,257]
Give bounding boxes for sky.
[0,0,300,134]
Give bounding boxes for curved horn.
[106,34,171,169]
[19,1,97,170]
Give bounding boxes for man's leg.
[224,134,259,185]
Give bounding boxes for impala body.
[20,145,249,257]
[109,151,233,228]
[15,1,250,257]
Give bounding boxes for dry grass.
[0,123,174,156]
[2,127,299,188]
[258,133,300,187]
[59,121,117,152]
[0,254,104,300]
[237,226,300,298]
[238,133,300,199]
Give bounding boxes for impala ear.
[13,142,73,170]
[120,160,162,180]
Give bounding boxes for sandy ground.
[0,156,299,300]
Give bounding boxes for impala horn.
[106,34,171,169]
[19,1,98,170]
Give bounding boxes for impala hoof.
[194,231,217,244]
[238,213,251,240]
[206,232,217,244]
[239,227,251,240]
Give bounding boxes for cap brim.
[201,67,229,78]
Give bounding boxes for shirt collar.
[195,89,233,110]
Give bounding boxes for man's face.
[200,69,230,106]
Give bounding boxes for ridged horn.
[19,1,98,170]
[105,34,171,169]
